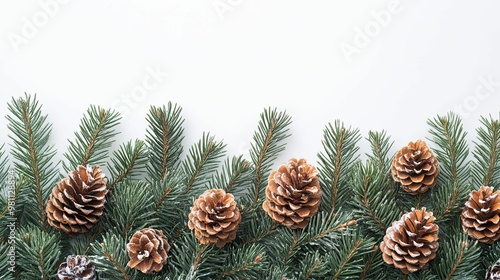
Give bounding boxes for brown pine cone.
[57,255,96,280]
[262,158,321,229]
[486,258,500,280]
[461,186,500,244]
[188,189,241,248]
[391,140,439,195]
[380,207,439,274]
[127,228,170,274]
[46,165,108,234]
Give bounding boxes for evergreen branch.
[15,226,61,279]
[6,93,57,230]
[433,181,468,223]
[249,107,292,205]
[91,232,130,280]
[182,132,226,194]
[220,244,265,279]
[427,112,470,186]
[63,105,120,172]
[471,114,500,188]
[107,139,148,190]
[0,144,8,184]
[366,130,394,174]
[0,242,15,279]
[298,252,325,280]
[145,103,185,181]
[360,247,383,280]
[434,232,482,280]
[332,239,362,280]
[169,233,215,279]
[208,155,252,198]
[317,120,361,214]
[351,161,402,238]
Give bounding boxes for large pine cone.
[461,186,500,244]
[188,189,241,248]
[127,228,170,274]
[486,258,500,280]
[262,158,321,229]
[391,140,439,195]
[57,255,96,280]
[46,165,108,234]
[380,207,439,274]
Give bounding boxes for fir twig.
[249,107,292,206]
[318,120,361,214]
[471,114,500,188]
[107,139,148,190]
[6,93,58,231]
[145,103,185,182]
[63,105,120,172]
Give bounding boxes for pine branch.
[0,242,15,279]
[107,139,148,190]
[91,232,131,280]
[366,130,394,174]
[300,211,356,250]
[433,232,482,280]
[296,251,326,280]
[102,181,157,239]
[63,105,120,173]
[219,244,266,280]
[351,160,402,238]
[208,155,253,199]
[0,143,9,184]
[182,132,226,194]
[248,107,292,206]
[6,93,58,231]
[427,112,470,186]
[318,120,361,214]
[168,233,215,279]
[15,226,61,279]
[145,103,185,182]
[471,114,500,188]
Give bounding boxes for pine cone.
[391,140,439,195]
[46,165,108,234]
[188,189,241,248]
[461,186,500,244]
[57,255,96,280]
[486,258,500,280]
[262,158,321,229]
[380,207,439,274]
[127,228,170,274]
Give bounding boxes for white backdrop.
[1,1,500,169]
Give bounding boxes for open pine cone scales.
[461,185,500,244]
[391,140,439,195]
[262,158,321,229]
[46,165,108,234]
[57,255,96,280]
[188,189,241,248]
[127,228,170,274]
[380,207,439,274]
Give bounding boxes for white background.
[1,1,499,169]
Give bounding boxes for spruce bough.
[1,93,500,279]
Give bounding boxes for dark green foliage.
[3,94,500,279]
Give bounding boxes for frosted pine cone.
[46,165,108,234]
[486,258,500,280]
[391,140,439,195]
[380,207,439,274]
[57,255,96,280]
[188,189,241,248]
[262,158,321,229]
[127,228,170,274]
[461,186,500,244]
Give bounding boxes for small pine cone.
[46,165,108,234]
[461,186,500,244]
[380,207,439,274]
[127,228,170,274]
[391,140,439,195]
[188,189,241,248]
[262,158,321,229]
[486,258,500,280]
[57,255,96,280]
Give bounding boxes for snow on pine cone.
[57,255,96,280]
[380,207,439,274]
[262,158,321,229]
[127,228,170,274]
[46,165,108,234]
[486,258,500,280]
[391,140,439,195]
[461,186,500,244]
[188,189,241,248]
